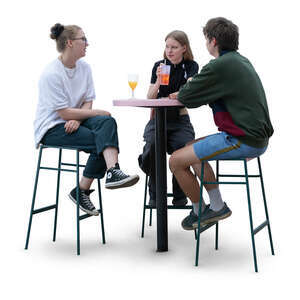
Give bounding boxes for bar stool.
[141,174,193,237]
[25,145,106,255]
[195,157,275,272]
[141,174,219,245]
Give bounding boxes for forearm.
[178,68,223,108]
[81,100,93,109]
[147,82,160,99]
[57,108,97,121]
[58,99,111,121]
[71,101,93,123]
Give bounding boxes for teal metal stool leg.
[141,175,148,238]
[97,179,106,244]
[195,161,205,266]
[194,160,222,266]
[76,150,80,255]
[215,160,220,250]
[53,148,62,242]
[257,157,275,255]
[244,159,258,272]
[25,146,44,249]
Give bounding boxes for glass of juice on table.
[160,64,170,85]
[128,74,138,98]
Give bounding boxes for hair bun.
[50,23,64,40]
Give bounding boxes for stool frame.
[25,145,106,255]
[141,175,219,245]
[141,174,193,238]
[195,157,275,272]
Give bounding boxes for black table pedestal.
[155,108,168,252]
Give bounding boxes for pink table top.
[113,98,183,107]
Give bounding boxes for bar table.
[113,98,183,251]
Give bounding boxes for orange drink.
[128,74,138,98]
[128,81,137,91]
[160,74,170,85]
[160,64,171,86]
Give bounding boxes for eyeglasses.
[72,36,88,43]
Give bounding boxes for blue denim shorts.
[192,132,267,161]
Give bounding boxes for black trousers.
[138,114,195,200]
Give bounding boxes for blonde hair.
[163,30,194,61]
[50,23,81,53]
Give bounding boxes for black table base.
[155,108,168,251]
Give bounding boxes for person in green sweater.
[168,17,274,230]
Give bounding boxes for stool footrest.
[198,221,218,234]
[145,205,193,210]
[40,166,77,173]
[218,174,260,178]
[33,204,57,214]
[61,163,86,168]
[203,181,246,185]
[253,220,269,235]
[79,209,102,221]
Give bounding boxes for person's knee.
[103,116,117,128]
[170,145,196,173]
[169,150,181,173]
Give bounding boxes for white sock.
[207,188,224,211]
[193,200,206,215]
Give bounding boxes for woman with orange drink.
[138,30,198,208]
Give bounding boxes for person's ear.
[212,37,217,47]
[66,39,73,48]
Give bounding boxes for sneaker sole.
[172,200,188,207]
[181,224,196,231]
[68,194,99,216]
[105,175,139,189]
[193,211,232,228]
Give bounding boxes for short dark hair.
[203,17,239,52]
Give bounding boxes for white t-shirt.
[34,58,96,148]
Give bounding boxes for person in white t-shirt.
[34,23,139,216]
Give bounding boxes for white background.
[1,0,299,299]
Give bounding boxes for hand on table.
[169,92,179,100]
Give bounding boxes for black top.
[150,59,199,120]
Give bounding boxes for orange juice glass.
[128,74,138,98]
[160,65,170,85]
[128,81,137,91]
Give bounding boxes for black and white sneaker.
[105,163,139,189]
[68,187,99,216]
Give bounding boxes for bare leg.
[169,144,204,203]
[191,162,218,191]
[79,176,94,190]
[79,147,118,190]
[103,147,118,169]
[185,136,218,191]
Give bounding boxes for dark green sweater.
[178,51,273,148]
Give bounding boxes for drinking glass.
[128,74,138,98]
[160,65,170,85]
